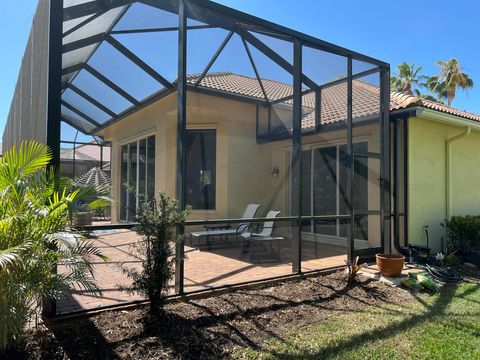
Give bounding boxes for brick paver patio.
[57,229,347,315]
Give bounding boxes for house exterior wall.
[408,116,480,251]
[98,92,381,247]
[99,92,275,223]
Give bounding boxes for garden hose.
[418,264,463,283]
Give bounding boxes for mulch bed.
[9,270,413,359]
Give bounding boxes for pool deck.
[57,229,347,314]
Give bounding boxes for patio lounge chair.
[189,203,262,249]
[240,210,284,262]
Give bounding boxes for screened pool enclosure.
[3,0,392,315]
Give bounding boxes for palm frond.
[0,141,51,182]
[0,241,32,269]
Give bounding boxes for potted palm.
[70,184,112,226]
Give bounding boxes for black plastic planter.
[408,244,431,264]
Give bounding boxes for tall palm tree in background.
[429,58,474,106]
[390,62,425,96]
[424,75,447,102]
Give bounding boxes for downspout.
[445,126,471,220]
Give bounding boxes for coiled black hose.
[418,264,463,283]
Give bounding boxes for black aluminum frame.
[44,0,391,315]
[59,0,388,137]
[392,116,409,250]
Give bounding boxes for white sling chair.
[190,203,262,249]
[240,210,283,262]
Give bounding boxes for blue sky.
[1,0,479,142]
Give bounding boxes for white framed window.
[120,135,155,221]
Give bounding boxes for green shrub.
[121,193,190,314]
[443,215,480,255]
[0,141,106,351]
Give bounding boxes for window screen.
[186,129,216,210]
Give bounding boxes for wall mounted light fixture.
[272,166,280,179]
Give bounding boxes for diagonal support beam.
[105,34,173,88]
[62,33,105,53]
[62,62,85,76]
[271,88,313,105]
[63,1,101,21]
[241,37,270,103]
[241,30,319,91]
[110,24,214,35]
[63,11,106,38]
[317,66,381,90]
[63,0,135,21]
[61,100,102,128]
[69,84,118,118]
[269,66,382,106]
[195,31,234,87]
[85,64,140,105]
[62,114,94,134]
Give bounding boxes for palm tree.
[424,75,447,103]
[390,62,425,96]
[419,93,445,104]
[432,58,474,106]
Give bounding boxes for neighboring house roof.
[186,72,480,130]
[60,148,97,162]
[75,143,111,163]
[390,92,480,122]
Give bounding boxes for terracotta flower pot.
[376,253,405,277]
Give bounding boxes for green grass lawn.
[235,282,480,360]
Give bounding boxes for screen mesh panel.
[63,6,126,45]
[2,0,49,150]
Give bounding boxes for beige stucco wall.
[408,116,480,251]
[98,92,382,247]
[99,92,275,223]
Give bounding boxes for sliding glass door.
[120,135,155,221]
[301,142,368,241]
[313,146,337,236]
[339,143,369,240]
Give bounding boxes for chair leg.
[249,240,254,262]
[241,237,247,254]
